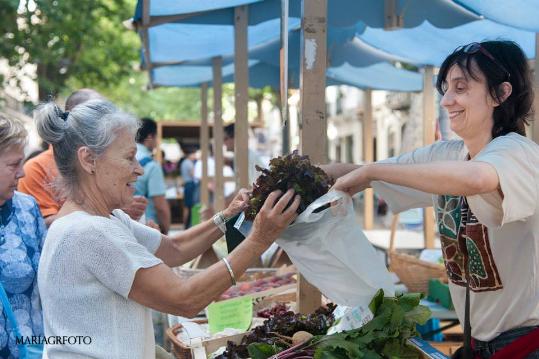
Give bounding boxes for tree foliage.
[1,0,138,101]
[0,0,278,121]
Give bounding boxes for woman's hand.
[332,165,371,196]
[222,188,251,219]
[122,195,148,220]
[249,189,300,247]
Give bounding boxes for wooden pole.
[141,0,153,88]
[213,57,225,212]
[234,6,250,189]
[423,66,436,249]
[533,33,539,144]
[297,0,327,314]
[200,83,210,209]
[363,90,374,230]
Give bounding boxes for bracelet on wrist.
[213,211,227,233]
[221,257,237,286]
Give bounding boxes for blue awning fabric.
[135,0,479,29]
[151,59,423,92]
[454,0,539,32]
[358,20,536,67]
[147,18,300,65]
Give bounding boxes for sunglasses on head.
[461,42,511,81]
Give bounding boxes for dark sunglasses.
[461,42,511,81]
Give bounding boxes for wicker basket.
[389,214,447,293]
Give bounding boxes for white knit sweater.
[38,209,162,359]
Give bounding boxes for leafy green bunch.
[247,290,432,359]
[245,151,334,221]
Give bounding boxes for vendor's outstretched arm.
[334,161,499,197]
[319,163,361,181]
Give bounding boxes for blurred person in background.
[179,145,199,228]
[135,118,171,234]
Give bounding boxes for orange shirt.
[18,147,63,217]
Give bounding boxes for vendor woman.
[327,40,539,358]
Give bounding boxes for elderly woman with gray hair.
[0,115,46,358]
[35,99,300,359]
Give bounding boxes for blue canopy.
[151,59,423,92]
[135,0,479,29]
[358,20,536,67]
[327,63,422,92]
[147,17,300,65]
[454,0,539,32]
[146,21,412,69]
[249,25,412,69]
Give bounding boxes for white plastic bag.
[276,190,394,307]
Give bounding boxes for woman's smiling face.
[440,61,498,139]
[93,128,143,212]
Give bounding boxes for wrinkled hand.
[122,195,148,220]
[222,189,251,219]
[331,166,371,196]
[249,189,301,247]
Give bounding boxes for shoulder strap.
[139,157,153,167]
[463,281,473,358]
[0,281,24,344]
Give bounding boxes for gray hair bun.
[34,102,68,145]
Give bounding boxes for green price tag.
[207,296,253,334]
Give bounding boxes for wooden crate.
[167,321,246,359]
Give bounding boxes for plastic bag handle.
[296,190,348,223]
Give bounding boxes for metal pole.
[280,0,290,154]
[213,57,225,212]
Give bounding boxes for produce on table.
[215,303,337,359]
[246,290,431,359]
[219,273,296,300]
[245,151,334,221]
[256,303,289,319]
[291,331,313,345]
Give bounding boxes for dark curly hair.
[436,40,533,138]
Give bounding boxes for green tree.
[1,0,138,101]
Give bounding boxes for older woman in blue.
[0,114,46,358]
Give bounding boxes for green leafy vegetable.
[248,343,281,359]
[267,289,431,359]
[245,151,334,220]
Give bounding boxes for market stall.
[129,1,539,357]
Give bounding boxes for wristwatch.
[213,211,227,233]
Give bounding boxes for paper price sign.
[207,296,253,334]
